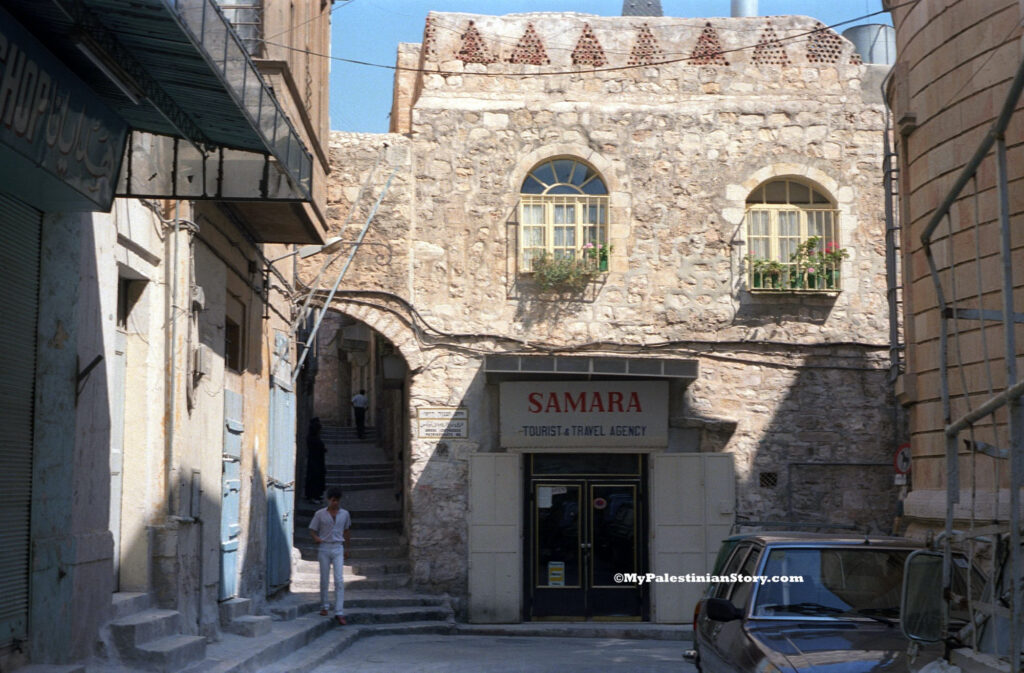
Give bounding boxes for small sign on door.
[548,561,565,587]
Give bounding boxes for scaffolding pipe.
[921,55,1024,245]
[291,168,398,386]
[995,136,1022,673]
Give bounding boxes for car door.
[699,542,760,673]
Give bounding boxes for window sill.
[748,287,841,295]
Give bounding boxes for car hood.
[746,621,942,673]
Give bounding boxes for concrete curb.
[453,623,693,641]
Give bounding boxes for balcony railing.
[166,0,312,198]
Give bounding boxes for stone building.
[306,11,895,624]
[0,0,331,668]
[885,0,1024,667]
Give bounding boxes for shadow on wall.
[722,347,899,533]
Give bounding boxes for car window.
[713,543,753,599]
[728,546,762,610]
[752,547,908,618]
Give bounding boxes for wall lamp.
[268,236,345,264]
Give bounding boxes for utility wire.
[265,1,916,78]
[263,0,356,42]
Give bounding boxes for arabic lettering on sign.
[0,9,128,210]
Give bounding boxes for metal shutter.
[0,193,41,649]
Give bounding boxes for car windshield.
[752,547,908,619]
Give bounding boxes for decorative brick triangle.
[806,22,843,64]
[422,16,437,60]
[752,21,790,66]
[691,22,728,65]
[572,23,608,67]
[628,23,665,66]
[457,20,495,64]
[509,22,550,65]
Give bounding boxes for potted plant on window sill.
[745,255,784,290]
[583,243,613,272]
[530,253,599,293]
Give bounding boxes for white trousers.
[318,543,345,616]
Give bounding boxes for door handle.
[581,543,592,549]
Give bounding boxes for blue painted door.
[267,331,295,592]
[220,389,243,600]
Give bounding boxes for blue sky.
[327,0,890,132]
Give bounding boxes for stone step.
[257,622,453,673]
[346,545,407,559]
[109,609,182,650]
[295,508,400,520]
[326,467,392,474]
[223,614,273,638]
[290,573,411,591]
[131,634,207,672]
[218,597,252,625]
[255,627,361,673]
[351,517,401,530]
[348,529,404,541]
[182,613,337,673]
[324,462,391,471]
[334,482,397,492]
[292,559,411,578]
[342,591,448,609]
[111,592,152,620]
[344,605,451,625]
[283,590,447,611]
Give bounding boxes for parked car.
[686,534,946,673]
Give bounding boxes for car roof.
[724,532,921,547]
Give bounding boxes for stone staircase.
[99,592,207,672]
[262,424,453,670]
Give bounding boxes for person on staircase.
[351,389,368,440]
[309,486,352,625]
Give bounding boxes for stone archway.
[292,300,425,595]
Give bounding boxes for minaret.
[621,0,663,17]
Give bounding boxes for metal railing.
[165,0,312,199]
[920,49,1024,671]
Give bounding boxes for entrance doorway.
[525,453,647,620]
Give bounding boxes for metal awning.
[484,355,699,382]
[5,0,313,203]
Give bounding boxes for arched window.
[746,178,843,291]
[520,158,609,271]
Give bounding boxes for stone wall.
[312,12,899,594]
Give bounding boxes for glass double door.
[526,455,646,620]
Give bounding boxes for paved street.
[310,634,694,673]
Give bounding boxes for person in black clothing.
[305,417,326,502]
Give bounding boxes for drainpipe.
[166,201,180,518]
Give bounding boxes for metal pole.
[995,137,1022,672]
[292,169,397,386]
[921,55,1024,246]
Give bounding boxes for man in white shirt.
[351,389,368,439]
[308,486,352,625]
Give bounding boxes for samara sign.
[500,381,668,448]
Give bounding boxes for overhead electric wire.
[264,1,917,78]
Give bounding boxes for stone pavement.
[306,634,696,673]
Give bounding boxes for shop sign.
[500,381,668,448]
[0,7,128,210]
[417,407,469,439]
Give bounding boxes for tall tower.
[622,0,663,16]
